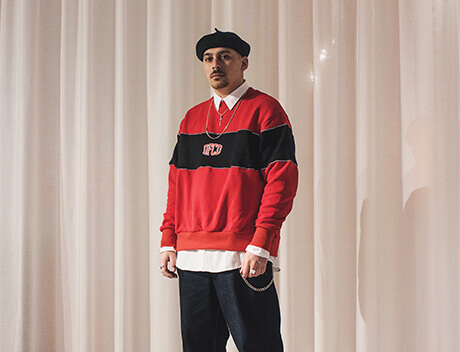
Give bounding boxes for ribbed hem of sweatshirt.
[176,229,280,257]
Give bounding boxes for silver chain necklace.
[205,92,247,140]
[216,106,229,126]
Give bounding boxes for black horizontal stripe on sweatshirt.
[170,125,297,171]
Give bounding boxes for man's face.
[203,47,248,96]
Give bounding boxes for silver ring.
[250,269,256,275]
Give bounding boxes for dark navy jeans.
[177,263,283,352]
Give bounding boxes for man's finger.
[160,264,170,277]
[170,255,177,271]
[249,259,268,278]
[165,269,177,278]
[240,261,250,279]
[161,265,177,278]
[159,253,177,279]
[167,261,178,278]
[253,261,267,277]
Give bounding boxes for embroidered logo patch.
[202,143,223,156]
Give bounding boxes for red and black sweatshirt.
[160,87,298,257]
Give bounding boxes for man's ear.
[241,57,249,71]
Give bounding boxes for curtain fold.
[277,3,315,351]
[1,1,459,351]
[356,1,405,350]
[312,0,357,350]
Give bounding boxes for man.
[159,29,298,352]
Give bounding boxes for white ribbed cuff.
[160,246,176,253]
[245,245,270,259]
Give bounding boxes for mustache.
[211,69,225,76]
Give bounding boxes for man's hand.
[159,251,177,278]
[240,251,268,279]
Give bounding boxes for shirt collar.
[213,80,250,111]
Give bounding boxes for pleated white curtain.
[1,0,459,351]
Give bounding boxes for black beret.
[196,28,251,61]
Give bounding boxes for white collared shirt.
[212,80,250,111]
[161,81,279,272]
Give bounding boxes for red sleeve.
[159,164,177,248]
[249,102,299,250]
[250,161,298,249]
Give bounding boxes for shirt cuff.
[160,246,176,253]
[245,245,270,259]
